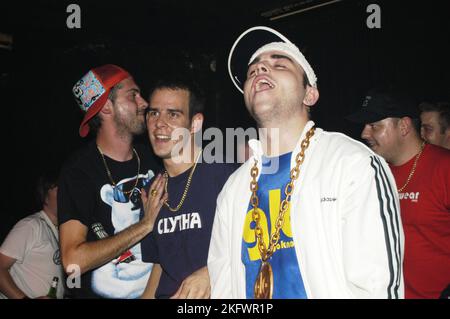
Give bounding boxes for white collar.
[39,210,59,239]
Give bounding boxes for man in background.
[0,171,64,299]
[347,89,450,298]
[419,101,450,149]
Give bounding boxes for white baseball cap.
[228,26,317,94]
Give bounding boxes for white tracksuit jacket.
[208,121,404,299]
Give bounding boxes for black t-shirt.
[140,161,237,298]
[58,141,160,299]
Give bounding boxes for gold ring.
[150,189,157,197]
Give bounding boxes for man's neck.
[43,206,58,226]
[258,116,309,156]
[96,130,134,161]
[163,145,201,177]
[391,136,424,166]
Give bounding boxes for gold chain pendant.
[250,126,315,299]
[254,261,273,299]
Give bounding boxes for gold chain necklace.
[397,141,425,192]
[251,126,315,299]
[97,145,141,197]
[164,150,202,212]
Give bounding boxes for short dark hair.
[87,113,102,133]
[148,78,205,119]
[108,82,123,103]
[35,171,58,209]
[419,101,450,134]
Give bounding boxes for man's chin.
[150,145,171,159]
[155,151,172,160]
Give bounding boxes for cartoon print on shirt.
[91,169,154,299]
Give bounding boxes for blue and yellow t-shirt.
[241,152,307,299]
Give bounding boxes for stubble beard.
[114,111,146,138]
[251,98,300,128]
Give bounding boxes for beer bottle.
[47,276,59,299]
[91,222,136,264]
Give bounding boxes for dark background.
[1,0,449,241]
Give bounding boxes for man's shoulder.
[18,211,43,225]
[216,160,251,194]
[318,129,380,158]
[424,144,450,174]
[426,143,450,159]
[8,212,43,237]
[200,161,238,174]
[197,161,239,190]
[316,130,388,171]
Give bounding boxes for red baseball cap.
[72,64,131,137]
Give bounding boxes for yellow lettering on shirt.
[243,189,294,261]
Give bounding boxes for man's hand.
[141,174,168,232]
[170,266,210,299]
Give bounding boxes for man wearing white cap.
[208,27,404,299]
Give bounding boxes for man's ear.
[100,99,113,115]
[303,86,319,107]
[399,117,412,136]
[190,113,204,134]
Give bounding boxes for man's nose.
[155,115,168,128]
[361,125,371,140]
[254,61,269,74]
[138,96,148,109]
